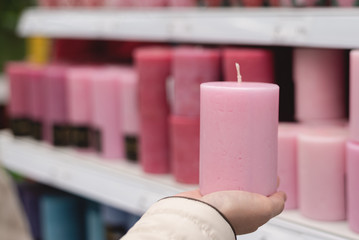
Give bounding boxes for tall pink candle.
[298,126,347,221]
[173,46,220,117]
[278,123,300,209]
[293,48,345,122]
[346,141,359,233]
[135,47,172,173]
[200,81,279,196]
[223,48,274,83]
[170,115,200,184]
[350,50,359,142]
[91,68,123,159]
[66,67,94,149]
[43,64,70,146]
[6,62,32,136]
[28,64,46,140]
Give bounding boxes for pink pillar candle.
[200,82,279,196]
[104,0,133,6]
[223,48,274,83]
[298,126,348,221]
[135,47,172,174]
[43,64,70,146]
[132,0,168,7]
[346,141,359,233]
[350,50,359,142]
[168,0,197,6]
[66,67,94,149]
[91,68,123,159]
[28,65,46,140]
[6,62,32,136]
[278,123,301,209]
[293,48,345,122]
[173,46,220,117]
[169,115,200,184]
[116,66,139,161]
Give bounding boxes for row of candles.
[6,45,359,233]
[37,0,359,7]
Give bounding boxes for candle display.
[135,47,172,173]
[298,126,347,221]
[173,46,220,117]
[223,48,274,83]
[169,115,200,184]
[278,123,301,209]
[200,65,279,195]
[293,48,345,122]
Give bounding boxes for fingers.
[268,191,287,218]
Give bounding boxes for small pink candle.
[66,67,94,149]
[169,115,200,184]
[135,47,172,173]
[6,62,32,136]
[91,68,123,159]
[223,48,274,83]
[293,48,345,122]
[132,0,168,7]
[104,0,133,6]
[346,141,359,233]
[168,0,197,6]
[173,46,220,117]
[43,64,70,146]
[200,75,279,195]
[298,126,347,221]
[350,50,359,142]
[278,123,301,209]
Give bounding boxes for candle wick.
[236,63,242,83]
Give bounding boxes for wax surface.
[298,126,347,221]
[170,115,200,184]
[350,50,359,141]
[28,65,45,122]
[223,48,274,83]
[278,123,300,209]
[346,141,359,233]
[200,82,279,196]
[135,47,172,173]
[173,47,220,117]
[293,48,345,122]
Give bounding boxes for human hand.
[176,189,286,235]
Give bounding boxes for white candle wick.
[236,63,242,83]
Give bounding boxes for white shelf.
[0,131,358,239]
[17,7,359,49]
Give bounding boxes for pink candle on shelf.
[6,62,32,136]
[104,0,133,6]
[168,0,197,6]
[28,64,46,140]
[298,126,348,221]
[80,0,106,6]
[132,0,168,7]
[43,64,70,146]
[350,50,359,142]
[116,66,139,161]
[200,65,279,195]
[135,47,172,174]
[277,123,301,209]
[332,0,356,6]
[346,141,359,233]
[91,68,123,159]
[170,115,200,184]
[57,0,82,6]
[173,46,220,117]
[223,48,274,83]
[66,67,94,149]
[293,48,345,122]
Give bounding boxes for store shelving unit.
[0,131,358,240]
[4,6,358,240]
[18,7,359,49]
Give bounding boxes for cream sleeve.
[121,197,236,240]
